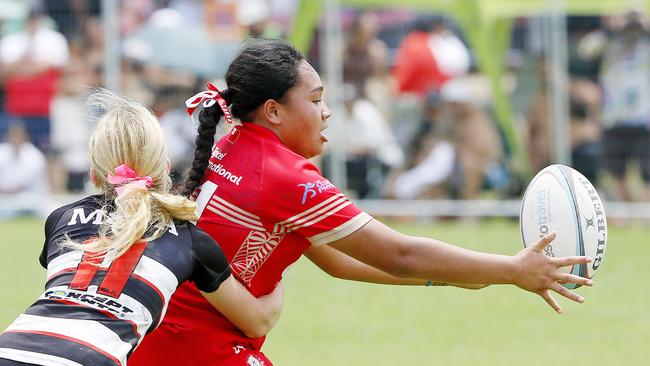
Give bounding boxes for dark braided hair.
[182,94,231,196]
[183,39,304,196]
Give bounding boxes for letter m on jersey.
[67,208,105,226]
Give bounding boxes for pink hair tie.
[106,164,153,196]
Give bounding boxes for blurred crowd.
[1,0,649,218]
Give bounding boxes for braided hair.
[183,39,304,196]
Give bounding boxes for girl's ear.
[261,99,282,127]
[90,169,100,187]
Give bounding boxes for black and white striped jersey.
[0,195,231,366]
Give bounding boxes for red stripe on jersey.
[97,241,147,298]
[4,329,123,366]
[51,299,141,338]
[69,252,103,291]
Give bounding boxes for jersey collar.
[239,122,284,145]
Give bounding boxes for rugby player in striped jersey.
[0,90,284,366]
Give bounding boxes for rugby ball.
[520,164,607,289]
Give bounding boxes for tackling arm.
[200,276,284,338]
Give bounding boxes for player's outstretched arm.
[328,219,592,312]
[201,277,284,338]
[304,244,488,290]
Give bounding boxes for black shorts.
[602,125,650,181]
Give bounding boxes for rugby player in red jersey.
[130,39,593,366]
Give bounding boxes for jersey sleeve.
[188,225,232,293]
[39,204,69,268]
[262,159,372,246]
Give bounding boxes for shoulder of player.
[46,195,105,230]
[183,221,218,247]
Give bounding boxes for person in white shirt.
[0,123,48,218]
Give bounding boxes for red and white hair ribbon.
[185,83,234,125]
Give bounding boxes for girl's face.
[276,61,332,159]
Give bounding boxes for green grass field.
[1,217,648,365]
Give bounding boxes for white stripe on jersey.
[39,285,154,339]
[211,195,261,220]
[206,205,266,231]
[307,212,373,246]
[132,256,178,326]
[273,194,349,233]
[46,251,83,281]
[0,348,84,366]
[207,199,264,228]
[283,196,350,231]
[277,193,346,226]
[4,314,131,365]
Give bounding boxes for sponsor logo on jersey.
[207,161,243,185]
[211,146,227,160]
[247,355,265,366]
[44,289,134,316]
[298,179,335,204]
[298,183,317,204]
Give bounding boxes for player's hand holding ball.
[517,164,607,312]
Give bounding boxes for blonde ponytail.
[64,89,198,259]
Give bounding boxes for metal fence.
[1,0,650,221]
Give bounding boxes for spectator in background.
[0,123,48,218]
[527,57,552,174]
[392,15,470,97]
[237,0,284,39]
[44,0,102,40]
[343,11,387,100]
[569,79,602,185]
[50,36,100,193]
[120,0,157,36]
[389,91,457,199]
[343,10,394,120]
[599,12,650,202]
[442,80,505,199]
[0,6,69,154]
[390,80,505,201]
[324,83,403,198]
[527,58,602,182]
[81,16,105,80]
[153,86,199,188]
[390,15,470,150]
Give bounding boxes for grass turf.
[1,217,647,365]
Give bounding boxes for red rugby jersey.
[131,123,371,365]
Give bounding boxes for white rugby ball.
[520,164,607,289]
